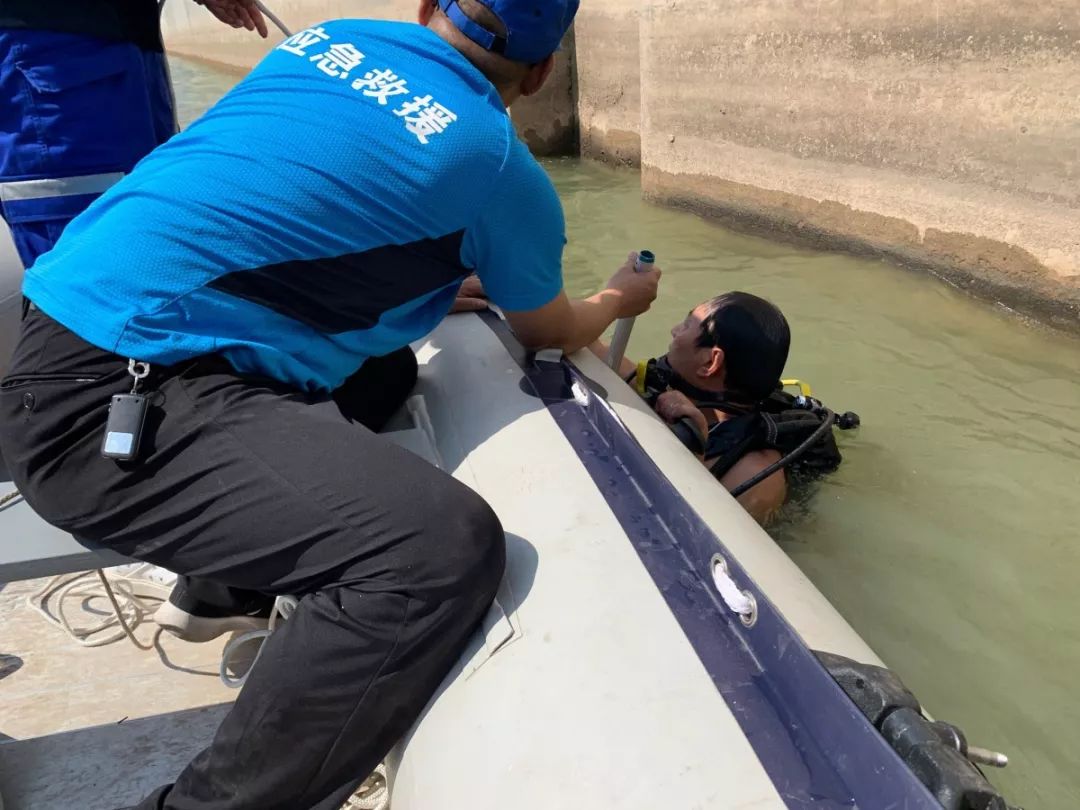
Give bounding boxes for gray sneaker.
[154,600,271,643]
[154,582,274,643]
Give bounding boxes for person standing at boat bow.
[0,2,661,809]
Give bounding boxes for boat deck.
[0,575,238,809]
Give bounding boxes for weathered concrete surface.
[640,0,1080,329]
[574,1,641,166]
[159,0,577,154]
[508,26,578,157]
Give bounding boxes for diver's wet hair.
[696,291,791,403]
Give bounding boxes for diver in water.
[594,291,858,525]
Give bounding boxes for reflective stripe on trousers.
[0,172,125,203]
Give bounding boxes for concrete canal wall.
[574,1,641,167]
[161,0,1080,330]
[576,0,1079,329]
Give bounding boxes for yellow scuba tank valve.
[781,379,814,397]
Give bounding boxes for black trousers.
[0,306,505,810]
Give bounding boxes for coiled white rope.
[218,594,298,688]
[27,564,173,649]
[342,765,390,810]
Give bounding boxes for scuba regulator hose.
[728,407,837,498]
[642,356,860,499]
[728,406,859,499]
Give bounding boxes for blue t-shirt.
[22,19,566,391]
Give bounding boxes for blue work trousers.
[0,29,175,268]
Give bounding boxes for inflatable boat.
[0,224,1013,809]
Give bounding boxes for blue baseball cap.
[438,0,579,64]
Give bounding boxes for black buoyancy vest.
[630,356,846,482]
[703,390,844,481]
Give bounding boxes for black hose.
[669,416,706,455]
[728,407,836,499]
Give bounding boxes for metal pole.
[606,250,654,370]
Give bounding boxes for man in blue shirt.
[0,1,660,807]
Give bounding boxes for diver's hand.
[604,252,661,319]
[195,0,269,37]
[451,274,488,313]
[655,390,708,440]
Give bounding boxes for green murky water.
[171,56,1080,809]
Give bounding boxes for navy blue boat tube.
[482,311,940,810]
